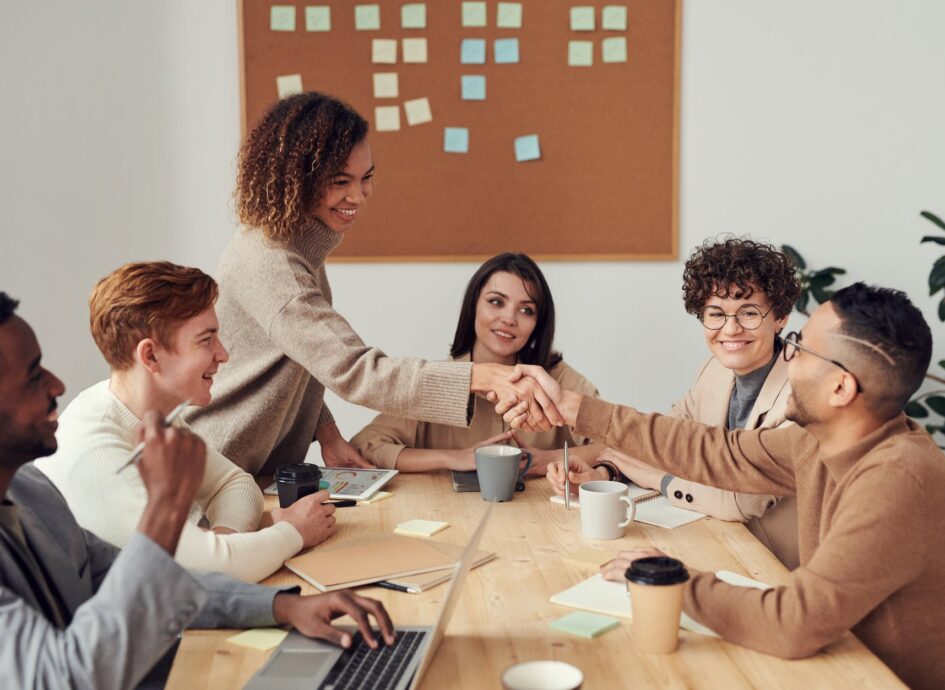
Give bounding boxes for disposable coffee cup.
[274,463,326,508]
[578,481,635,540]
[501,660,583,690]
[474,445,532,502]
[625,556,690,653]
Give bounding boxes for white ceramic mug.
[579,480,635,540]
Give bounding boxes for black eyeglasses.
[781,331,863,393]
[699,305,773,331]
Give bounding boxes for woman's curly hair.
[235,92,368,244]
[682,237,801,319]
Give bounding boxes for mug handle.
[517,451,533,479]
[619,495,636,527]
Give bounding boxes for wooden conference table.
[167,473,905,689]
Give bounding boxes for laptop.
[245,502,495,690]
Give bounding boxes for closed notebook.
[284,532,456,592]
[383,543,496,592]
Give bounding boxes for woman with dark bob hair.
[352,253,603,475]
[547,236,803,569]
[186,92,559,476]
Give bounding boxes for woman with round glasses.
[547,237,802,569]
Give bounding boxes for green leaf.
[905,400,929,418]
[929,256,945,295]
[921,235,945,246]
[796,290,810,315]
[939,299,945,323]
[810,283,834,304]
[782,244,806,270]
[938,359,945,370]
[925,395,945,416]
[927,424,943,435]
[921,210,945,232]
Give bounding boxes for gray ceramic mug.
[474,445,532,502]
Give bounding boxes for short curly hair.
[682,237,800,319]
[235,92,369,244]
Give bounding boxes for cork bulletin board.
[239,0,680,260]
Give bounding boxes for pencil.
[564,441,570,510]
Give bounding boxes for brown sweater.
[186,221,473,475]
[576,397,945,690]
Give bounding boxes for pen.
[374,580,419,594]
[322,500,357,508]
[115,399,192,475]
[564,441,570,510]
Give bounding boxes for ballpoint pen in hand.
[115,399,192,475]
[564,441,570,510]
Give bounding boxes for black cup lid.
[275,463,322,481]
[625,557,689,586]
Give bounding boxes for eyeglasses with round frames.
[781,331,863,393]
[699,305,773,331]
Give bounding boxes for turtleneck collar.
[289,217,344,264]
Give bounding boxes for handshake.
[471,363,581,432]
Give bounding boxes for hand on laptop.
[273,590,396,650]
[271,490,337,548]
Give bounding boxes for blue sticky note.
[444,127,469,153]
[461,75,486,101]
[494,38,519,64]
[461,38,487,64]
[514,134,540,162]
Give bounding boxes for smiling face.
[0,316,65,463]
[470,271,539,366]
[702,287,787,376]
[312,139,374,233]
[148,307,228,407]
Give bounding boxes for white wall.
[2,1,944,450]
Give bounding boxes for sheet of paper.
[270,5,296,31]
[496,2,523,29]
[355,4,381,30]
[227,628,288,651]
[462,1,487,27]
[461,38,487,64]
[373,72,399,98]
[549,611,620,639]
[494,38,520,64]
[401,3,426,29]
[461,75,486,100]
[444,127,470,154]
[568,40,593,67]
[276,74,303,99]
[305,6,331,32]
[394,518,448,536]
[358,490,392,505]
[514,134,541,162]
[374,106,401,132]
[372,39,397,64]
[402,37,428,63]
[570,6,595,31]
[602,36,628,63]
[404,97,433,126]
[602,5,628,31]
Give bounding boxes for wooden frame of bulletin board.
[238,0,680,261]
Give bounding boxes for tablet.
[264,467,398,501]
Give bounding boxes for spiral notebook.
[551,484,705,529]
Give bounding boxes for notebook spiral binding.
[631,490,662,505]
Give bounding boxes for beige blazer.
[662,354,799,569]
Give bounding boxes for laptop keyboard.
[320,630,426,690]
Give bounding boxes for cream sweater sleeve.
[188,427,265,533]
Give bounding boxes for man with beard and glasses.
[500,283,945,690]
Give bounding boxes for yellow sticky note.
[394,518,448,537]
[403,97,432,126]
[401,3,426,29]
[270,5,296,31]
[496,2,523,29]
[372,39,398,64]
[227,628,288,651]
[564,546,613,568]
[358,490,392,505]
[462,1,487,27]
[601,37,627,63]
[375,106,401,132]
[568,40,593,67]
[402,38,428,63]
[305,6,331,31]
[602,5,628,31]
[570,6,595,31]
[276,74,303,99]
[355,4,381,30]
[373,73,399,99]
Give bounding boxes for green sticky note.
[355,4,381,30]
[462,1,487,27]
[270,5,296,31]
[496,2,523,29]
[394,518,448,536]
[570,6,595,31]
[602,37,627,63]
[305,6,331,31]
[568,40,593,67]
[602,5,628,31]
[227,628,289,651]
[401,3,426,29]
[549,611,620,639]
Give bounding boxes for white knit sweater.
[35,381,303,582]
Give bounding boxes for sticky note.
[496,2,523,29]
[514,134,541,162]
[462,1,487,27]
[461,38,487,64]
[305,6,331,31]
[375,106,401,132]
[461,75,486,100]
[564,546,613,568]
[227,628,289,651]
[402,38,428,63]
[401,3,426,29]
[404,97,433,126]
[358,490,392,505]
[570,6,595,31]
[494,38,519,64]
[276,74,303,99]
[601,36,628,63]
[568,40,593,66]
[602,5,628,31]
[444,127,469,154]
[355,4,381,30]
[372,39,398,64]
[549,611,620,639]
[394,518,448,536]
[270,5,296,31]
[373,73,399,98]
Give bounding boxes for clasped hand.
[476,363,564,432]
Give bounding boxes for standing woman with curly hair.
[547,237,803,569]
[186,92,558,476]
